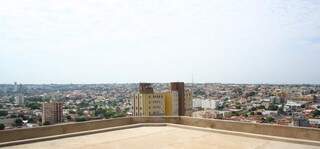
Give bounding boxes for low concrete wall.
[131,116,180,124]
[0,117,133,143]
[179,117,320,142]
[0,116,319,143]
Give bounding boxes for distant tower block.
[15,94,24,106]
[13,82,18,92]
[170,82,185,116]
[15,83,24,106]
[42,102,63,125]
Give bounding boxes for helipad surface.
[3,126,320,149]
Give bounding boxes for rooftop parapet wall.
[179,117,320,142]
[131,116,180,124]
[0,117,133,143]
[0,116,320,143]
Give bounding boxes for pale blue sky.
[0,0,320,84]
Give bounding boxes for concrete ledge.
[0,123,166,147]
[179,117,320,141]
[1,123,320,147]
[0,116,319,144]
[0,117,134,143]
[167,123,320,147]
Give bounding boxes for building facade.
[133,93,165,116]
[15,84,24,106]
[139,83,154,94]
[171,82,185,116]
[164,91,179,116]
[193,99,219,110]
[15,94,24,106]
[184,89,193,116]
[42,102,63,125]
[132,82,191,117]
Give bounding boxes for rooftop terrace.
[0,117,320,149]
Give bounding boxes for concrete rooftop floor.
[3,126,320,149]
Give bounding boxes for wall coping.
[0,116,319,144]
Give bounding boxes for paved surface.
[4,126,320,149]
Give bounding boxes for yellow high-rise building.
[132,83,191,116]
[133,93,165,116]
[163,91,179,116]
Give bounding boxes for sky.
[0,0,320,84]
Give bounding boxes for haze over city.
[1,0,320,84]
[1,1,320,148]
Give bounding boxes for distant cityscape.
[0,82,319,130]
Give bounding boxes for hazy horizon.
[1,0,320,84]
[1,82,320,86]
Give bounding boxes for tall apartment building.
[13,82,18,92]
[133,83,167,116]
[15,94,24,106]
[171,82,186,116]
[15,84,24,106]
[132,82,191,116]
[164,91,179,116]
[42,102,63,125]
[133,91,165,116]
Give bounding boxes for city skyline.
[1,1,320,148]
[1,0,320,84]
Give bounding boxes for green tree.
[10,114,17,118]
[77,109,84,116]
[249,107,257,112]
[266,116,275,123]
[124,108,130,113]
[69,110,76,114]
[9,97,15,103]
[0,123,5,130]
[113,112,126,118]
[0,110,8,117]
[75,116,87,122]
[231,111,240,116]
[26,102,41,110]
[79,101,89,108]
[268,104,278,111]
[312,110,320,117]
[28,118,34,123]
[95,108,105,117]
[103,109,117,119]
[14,118,23,127]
